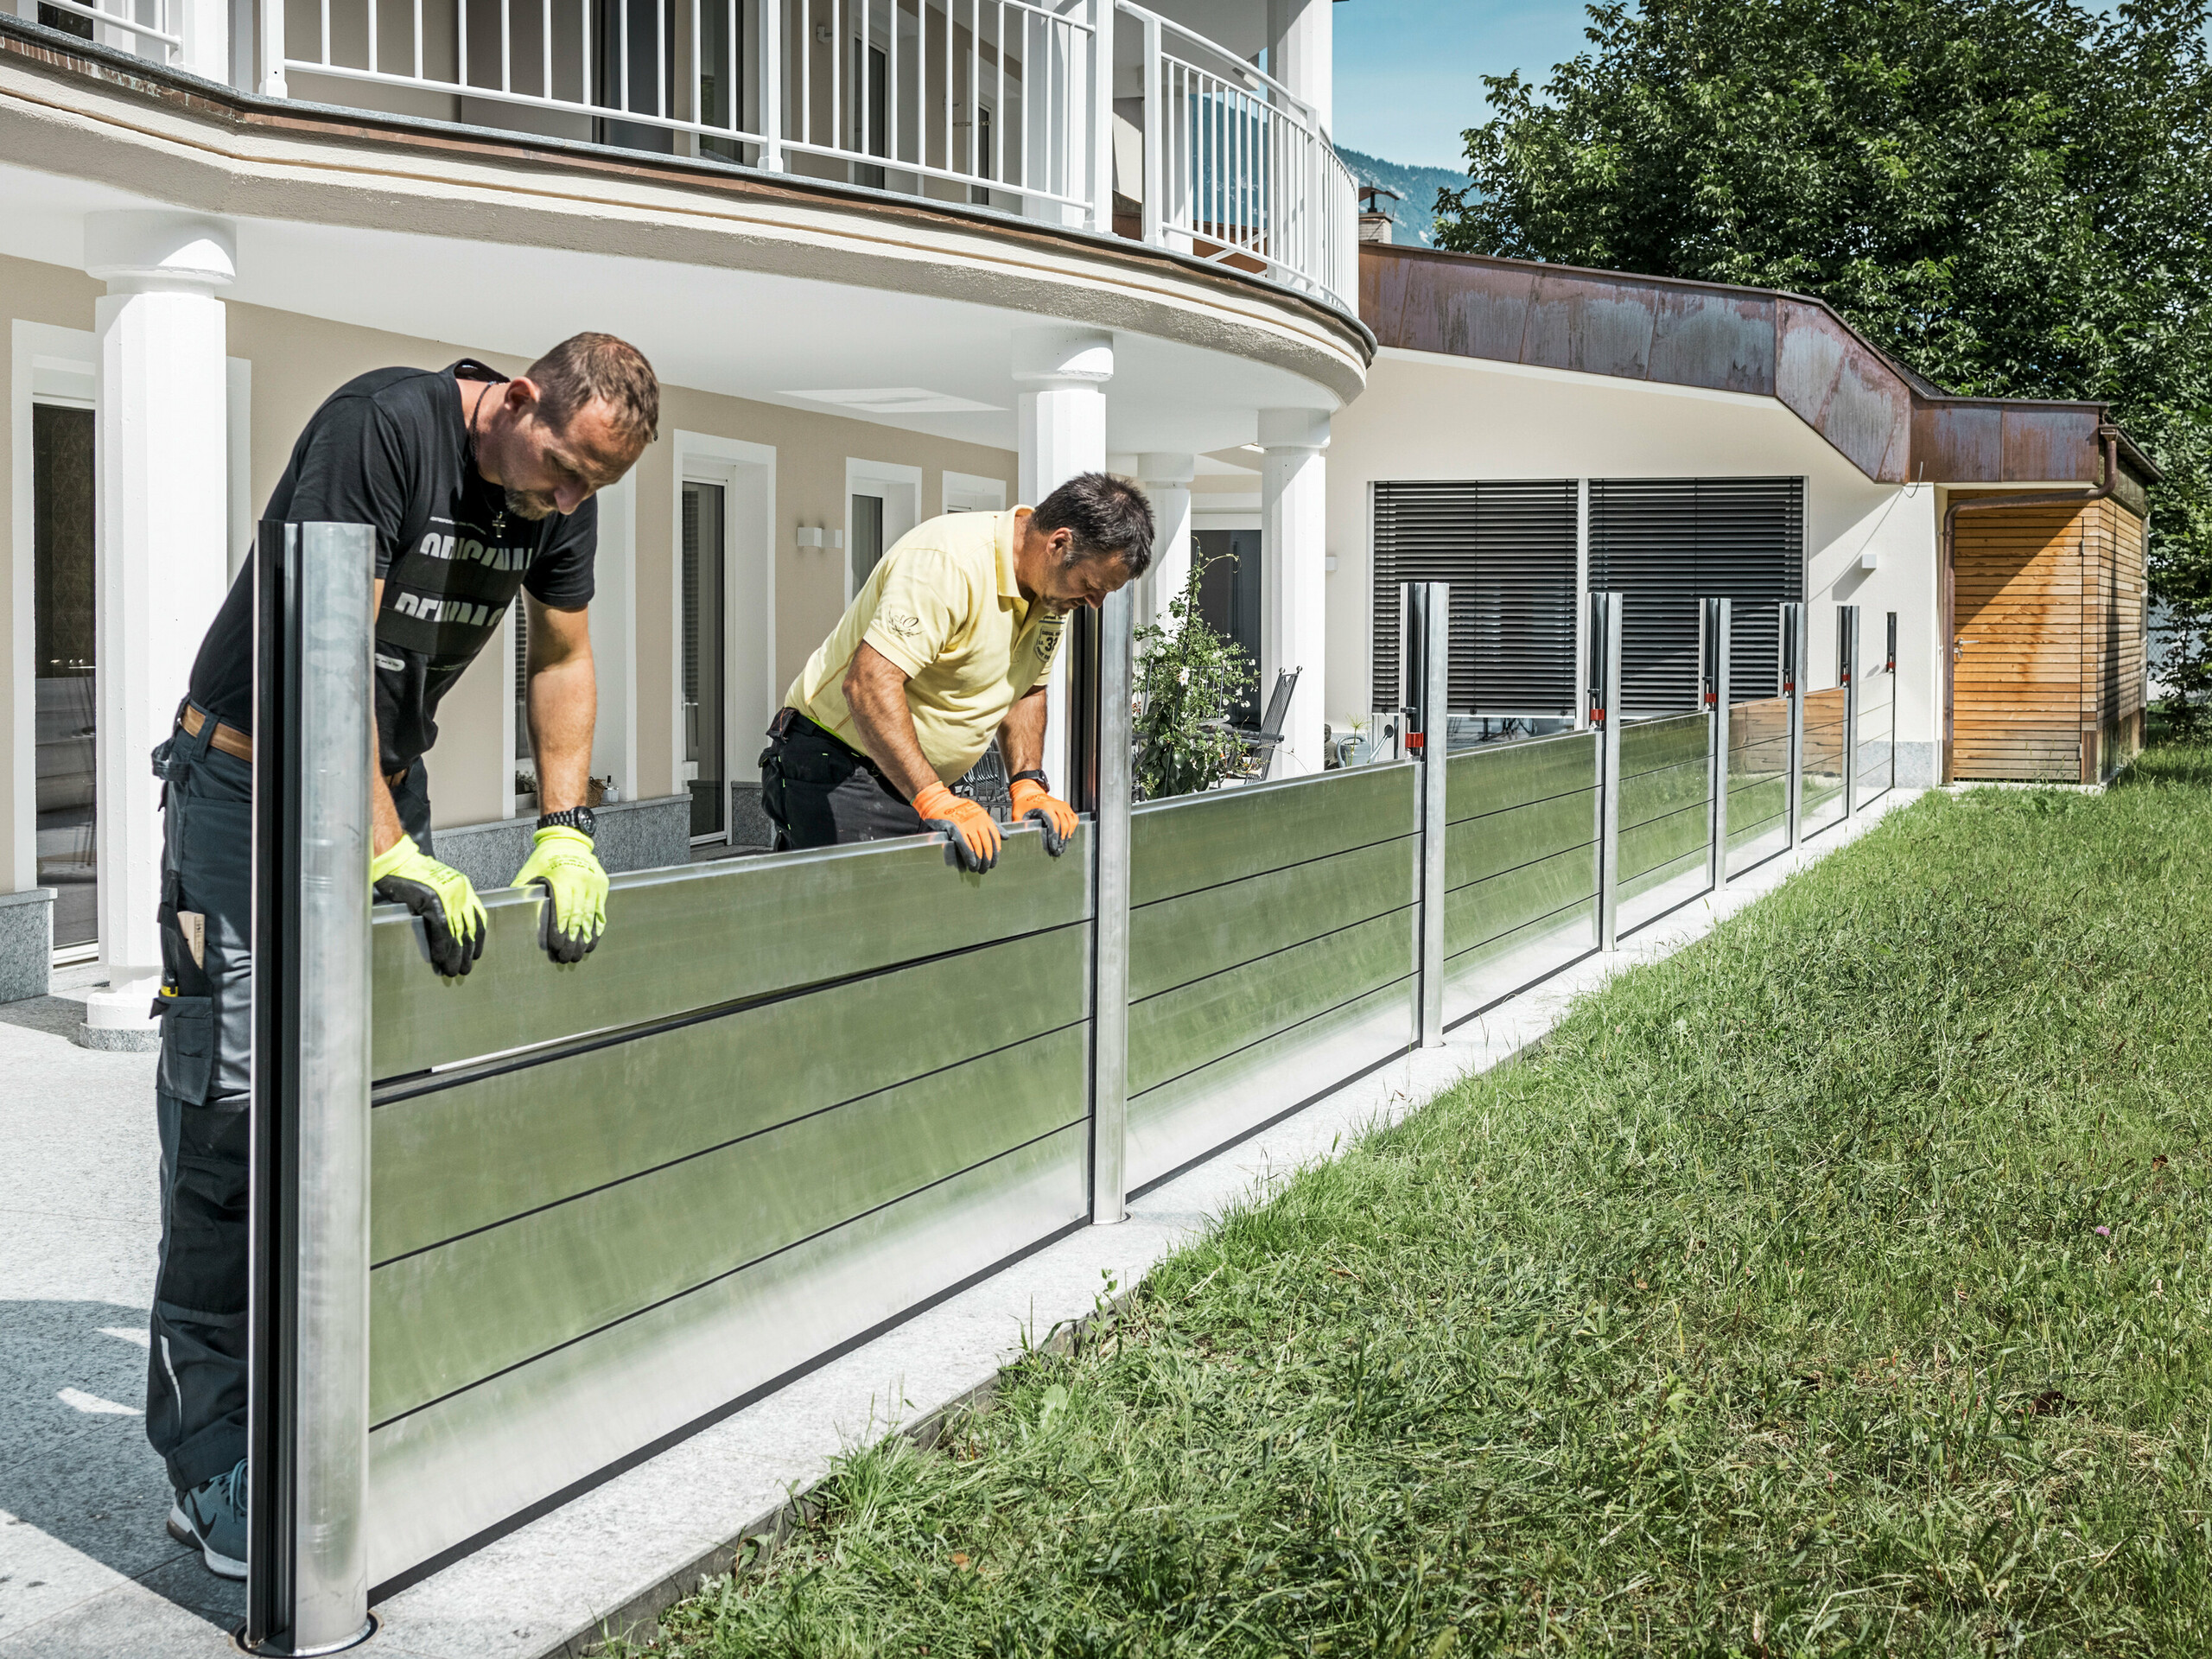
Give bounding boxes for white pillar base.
[76,974,165,1051]
[1259,409,1330,778]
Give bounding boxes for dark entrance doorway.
[1193,529,1262,727]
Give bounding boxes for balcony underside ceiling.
[7,158,1338,455]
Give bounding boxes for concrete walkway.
[0,793,1916,1658]
[0,963,245,1656]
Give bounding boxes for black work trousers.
[758,717,925,850]
[144,712,432,1496]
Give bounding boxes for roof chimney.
[1357,182,1402,245]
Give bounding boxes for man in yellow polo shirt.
[761,472,1154,871]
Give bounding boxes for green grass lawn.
[630,744,2212,1657]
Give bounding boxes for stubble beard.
[505,487,558,521]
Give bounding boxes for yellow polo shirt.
[785,508,1065,785]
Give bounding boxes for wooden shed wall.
[1950,498,2146,783]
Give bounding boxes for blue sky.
[1334,1,1597,169]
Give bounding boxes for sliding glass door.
[34,404,98,954]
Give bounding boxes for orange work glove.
[1008,774,1077,857]
[912,781,1001,874]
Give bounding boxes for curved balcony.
[232,0,1357,312]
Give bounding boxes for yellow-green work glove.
[372,834,488,978]
[514,825,608,964]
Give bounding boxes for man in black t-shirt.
[149,334,658,1579]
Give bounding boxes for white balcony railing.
[1118,2,1357,313]
[270,0,1099,217]
[35,0,1356,311]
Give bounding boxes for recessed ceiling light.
[783,387,1004,416]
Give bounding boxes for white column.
[1137,452,1194,631]
[1014,327,1112,795]
[1267,0,1332,132]
[83,213,236,1040]
[1259,407,1328,778]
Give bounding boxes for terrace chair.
[1227,667,1301,783]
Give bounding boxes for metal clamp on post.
[1839,605,1861,820]
[1590,591,1623,952]
[1702,596,1732,894]
[1401,582,1450,1046]
[246,521,376,1656]
[1781,601,1807,851]
[1088,588,1133,1226]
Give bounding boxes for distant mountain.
[1332,147,1471,248]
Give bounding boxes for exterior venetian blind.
[1371,480,1580,715]
[1588,477,1805,715]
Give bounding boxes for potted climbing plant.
[1134,550,1255,801]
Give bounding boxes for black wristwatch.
[537,805,597,838]
[1009,770,1051,788]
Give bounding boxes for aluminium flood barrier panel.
[1855,612,1898,806]
[1726,697,1792,877]
[1800,686,1850,838]
[1125,761,1421,1192]
[1615,712,1713,931]
[1439,731,1599,1025]
[363,830,1096,1589]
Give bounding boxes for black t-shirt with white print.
[187,359,595,776]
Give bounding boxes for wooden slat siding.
[1953,505,2093,781]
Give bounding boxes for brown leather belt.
[181,704,410,788]
[180,703,254,763]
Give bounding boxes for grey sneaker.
[167,1459,247,1580]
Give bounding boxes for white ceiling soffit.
[784,387,1006,415]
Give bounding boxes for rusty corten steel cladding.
[1360,242,2154,491]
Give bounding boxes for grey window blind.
[1371,479,1580,715]
[1588,476,1805,715]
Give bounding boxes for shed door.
[1950,505,2088,782]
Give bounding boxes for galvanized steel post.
[1782,601,1807,851]
[1704,597,1731,893]
[1402,582,1450,1046]
[1089,584,1133,1224]
[1591,591,1623,952]
[246,521,375,1655]
[1839,606,1861,819]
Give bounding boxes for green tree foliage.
[1435,0,2212,718]
[1133,553,1254,800]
